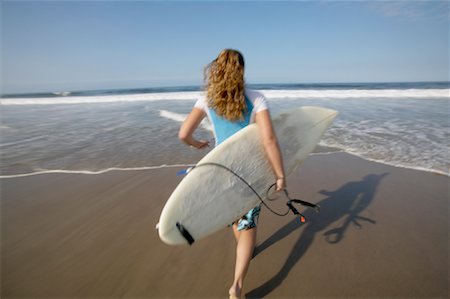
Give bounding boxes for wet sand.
[1,152,448,298]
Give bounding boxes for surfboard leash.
[182,162,320,221]
[173,163,320,245]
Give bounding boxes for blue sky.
[2,0,449,93]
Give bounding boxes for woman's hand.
[276,177,286,192]
[192,139,210,149]
[179,108,208,148]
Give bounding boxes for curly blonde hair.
[204,49,246,121]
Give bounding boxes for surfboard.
[158,106,338,245]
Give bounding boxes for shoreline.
[2,151,448,298]
[1,149,448,179]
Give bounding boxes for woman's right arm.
[178,108,210,149]
[255,109,286,191]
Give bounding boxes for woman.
[178,49,286,299]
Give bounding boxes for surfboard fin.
[176,222,195,245]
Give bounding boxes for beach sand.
[1,152,448,298]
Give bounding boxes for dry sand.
[1,152,448,298]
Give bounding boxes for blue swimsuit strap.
[208,95,254,145]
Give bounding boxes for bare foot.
[229,284,241,299]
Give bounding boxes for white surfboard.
[158,106,338,245]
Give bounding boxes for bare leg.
[229,224,257,299]
[232,222,241,242]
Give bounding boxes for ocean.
[1,82,449,177]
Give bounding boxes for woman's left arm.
[178,108,210,149]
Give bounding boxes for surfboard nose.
[302,106,338,131]
[303,106,338,120]
[324,109,338,125]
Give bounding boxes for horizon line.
[2,80,449,97]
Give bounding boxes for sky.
[1,0,449,93]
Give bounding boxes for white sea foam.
[0,164,195,179]
[52,91,71,96]
[322,119,449,174]
[1,92,203,105]
[260,89,449,99]
[159,110,187,123]
[313,147,450,177]
[1,89,448,105]
[159,109,212,131]
[0,136,46,147]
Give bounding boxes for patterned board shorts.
[233,205,262,231]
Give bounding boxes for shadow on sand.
[246,173,388,298]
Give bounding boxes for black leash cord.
[191,162,320,219]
